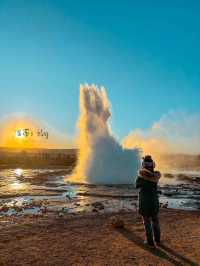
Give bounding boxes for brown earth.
[0,209,200,266]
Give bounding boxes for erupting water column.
[71,84,140,184]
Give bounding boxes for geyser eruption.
[71,84,140,184]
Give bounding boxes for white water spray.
[71,84,140,184]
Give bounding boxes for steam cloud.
[123,111,200,169]
[71,84,140,184]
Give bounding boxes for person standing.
[136,155,161,248]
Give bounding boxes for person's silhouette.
[136,155,161,247]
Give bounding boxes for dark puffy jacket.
[136,177,159,217]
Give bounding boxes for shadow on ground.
[117,227,198,266]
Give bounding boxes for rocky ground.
[0,209,200,266]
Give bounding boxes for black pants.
[142,214,160,245]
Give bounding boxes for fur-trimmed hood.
[138,168,161,183]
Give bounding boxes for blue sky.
[0,0,200,139]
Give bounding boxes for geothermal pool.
[0,168,200,217]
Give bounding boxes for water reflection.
[15,168,23,177]
[0,168,200,217]
[9,180,27,191]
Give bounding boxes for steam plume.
[123,111,200,170]
[71,84,140,184]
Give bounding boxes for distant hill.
[1,147,199,170]
[0,147,78,169]
[0,147,77,153]
[162,153,200,170]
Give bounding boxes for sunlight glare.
[15,168,23,177]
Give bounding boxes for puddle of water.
[0,168,200,217]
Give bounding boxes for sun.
[1,116,55,149]
[15,129,25,139]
